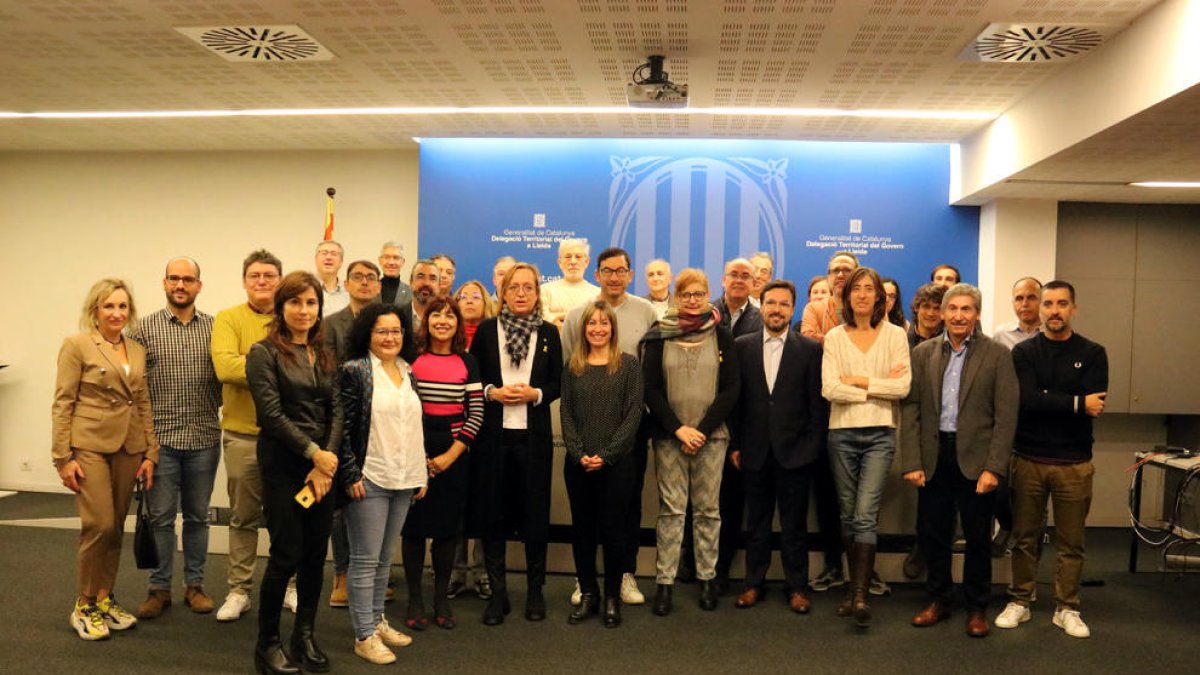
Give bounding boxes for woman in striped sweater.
[400,295,485,631]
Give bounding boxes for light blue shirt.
[939,335,970,433]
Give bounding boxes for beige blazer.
[51,332,159,468]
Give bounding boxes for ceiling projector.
[626,55,688,109]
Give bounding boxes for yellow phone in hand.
[294,482,316,509]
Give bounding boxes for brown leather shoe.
[137,590,172,619]
[966,610,990,637]
[735,587,762,608]
[184,585,214,614]
[788,592,811,614]
[911,601,951,627]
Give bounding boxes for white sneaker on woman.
[96,595,137,630]
[375,617,412,648]
[70,599,110,641]
[283,579,298,613]
[620,574,645,605]
[355,635,396,664]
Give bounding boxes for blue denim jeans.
[344,478,414,639]
[827,427,895,546]
[148,445,221,589]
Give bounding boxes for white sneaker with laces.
[1053,608,1091,638]
[355,634,396,665]
[70,599,110,641]
[96,595,137,630]
[994,602,1031,629]
[570,579,582,607]
[283,580,298,614]
[216,592,251,622]
[375,617,412,648]
[620,574,645,605]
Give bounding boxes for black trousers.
[494,429,552,544]
[622,414,652,574]
[258,471,334,644]
[811,452,844,570]
[716,455,745,579]
[742,455,813,592]
[918,436,996,610]
[564,456,636,597]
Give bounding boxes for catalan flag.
[323,187,335,240]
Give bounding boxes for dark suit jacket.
[899,331,1018,481]
[731,329,827,471]
[323,305,357,364]
[715,296,763,338]
[393,302,420,364]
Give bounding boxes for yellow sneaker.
[96,594,138,631]
[70,599,110,641]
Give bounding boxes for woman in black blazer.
[467,262,562,626]
[246,271,342,675]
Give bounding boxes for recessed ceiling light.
[1129,181,1200,188]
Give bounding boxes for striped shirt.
[130,308,222,449]
[410,352,484,445]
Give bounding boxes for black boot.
[524,541,547,621]
[567,593,598,624]
[852,543,875,628]
[652,583,673,616]
[289,606,330,673]
[603,596,622,628]
[699,579,718,611]
[482,539,510,626]
[255,639,299,675]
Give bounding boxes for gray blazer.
[323,305,357,364]
[899,331,1018,481]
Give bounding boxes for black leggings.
[402,536,457,616]
[258,475,333,645]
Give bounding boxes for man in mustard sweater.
[211,249,281,622]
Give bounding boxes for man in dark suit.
[393,259,440,363]
[729,280,826,613]
[900,283,1018,638]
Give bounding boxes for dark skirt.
[402,415,469,539]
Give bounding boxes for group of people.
[51,237,1108,673]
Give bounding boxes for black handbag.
[133,476,159,570]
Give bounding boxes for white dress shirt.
[363,354,427,490]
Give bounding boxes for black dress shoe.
[603,596,621,628]
[652,584,672,616]
[481,593,511,626]
[289,634,330,673]
[567,593,598,624]
[525,588,546,622]
[699,580,718,611]
[255,640,300,675]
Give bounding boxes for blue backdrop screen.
[418,138,978,307]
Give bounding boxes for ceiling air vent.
[175,25,335,62]
[960,24,1105,63]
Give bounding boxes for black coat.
[730,329,827,471]
[715,296,763,338]
[642,325,741,440]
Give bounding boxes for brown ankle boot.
[852,543,876,627]
[136,590,171,619]
[836,537,856,617]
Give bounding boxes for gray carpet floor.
[1,492,1197,674]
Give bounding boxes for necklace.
[102,334,123,349]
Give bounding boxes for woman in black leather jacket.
[246,271,342,675]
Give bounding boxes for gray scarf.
[499,307,542,368]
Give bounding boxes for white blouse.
[821,321,911,430]
[363,354,427,491]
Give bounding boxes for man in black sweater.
[994,280,1107,640]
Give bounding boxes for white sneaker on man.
[283,579,298,613]
[620,574,645,605]
[1053,608,1091,638]
[994,602,1031,629]
[355,634,396,665]
[570,579,582,607]
[216,592,251,622]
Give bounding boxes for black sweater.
[1011,332,1108,463]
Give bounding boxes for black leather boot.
[652,583,672,616]
[699,579,718,611]
[852,543,875,628]
[567,593,598,624]
[524,541,547,621]
[255,639,299,675]
[836,537,856,618]
[290,606,330,673]
[603,596,622,628]
[481,540,510,626]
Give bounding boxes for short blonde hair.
[672,268,709,298]
[499,262,543,315]
[80,278,138,333]
[454,280,497,320]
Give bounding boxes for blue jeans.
[148,445,220,589]
[827,427,895,546]
[344,478,414,639]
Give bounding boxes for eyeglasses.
[598,267,629,277]
[679,291,707,301]
[372,328,404,337]
[506,284,537,296]
[725,272,753,281]
[349,273,379,283]
[457,293,484,302]
[246,272,279,282]
[166,275,198,285]
[828,267,855,276]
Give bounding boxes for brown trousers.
[75,449,143,598]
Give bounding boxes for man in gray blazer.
[900,283,1018,638]
[324,260,383,363]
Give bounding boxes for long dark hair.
[840,267,886,329]
[419,296,466,355]
[346,303,406,361]
[881,277,906,327]
[267,271,335,373]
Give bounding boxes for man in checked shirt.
[130,256,222,619]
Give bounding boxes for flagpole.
[323,187,335,240]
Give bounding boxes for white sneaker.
[570,579,582,607]
[216,592,251,622]
[1053,608,1091,638]
[96,595,137,631]
[355,634,396,665]
[994,602,1031,629]
[283,579,298,614]
[375,616,412,648]
[70,599,110,641]
[620,573,645,605]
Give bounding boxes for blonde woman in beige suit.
[52,278,159,641]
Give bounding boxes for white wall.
[0,149,419,493]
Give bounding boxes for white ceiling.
[1,0,1196,202]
